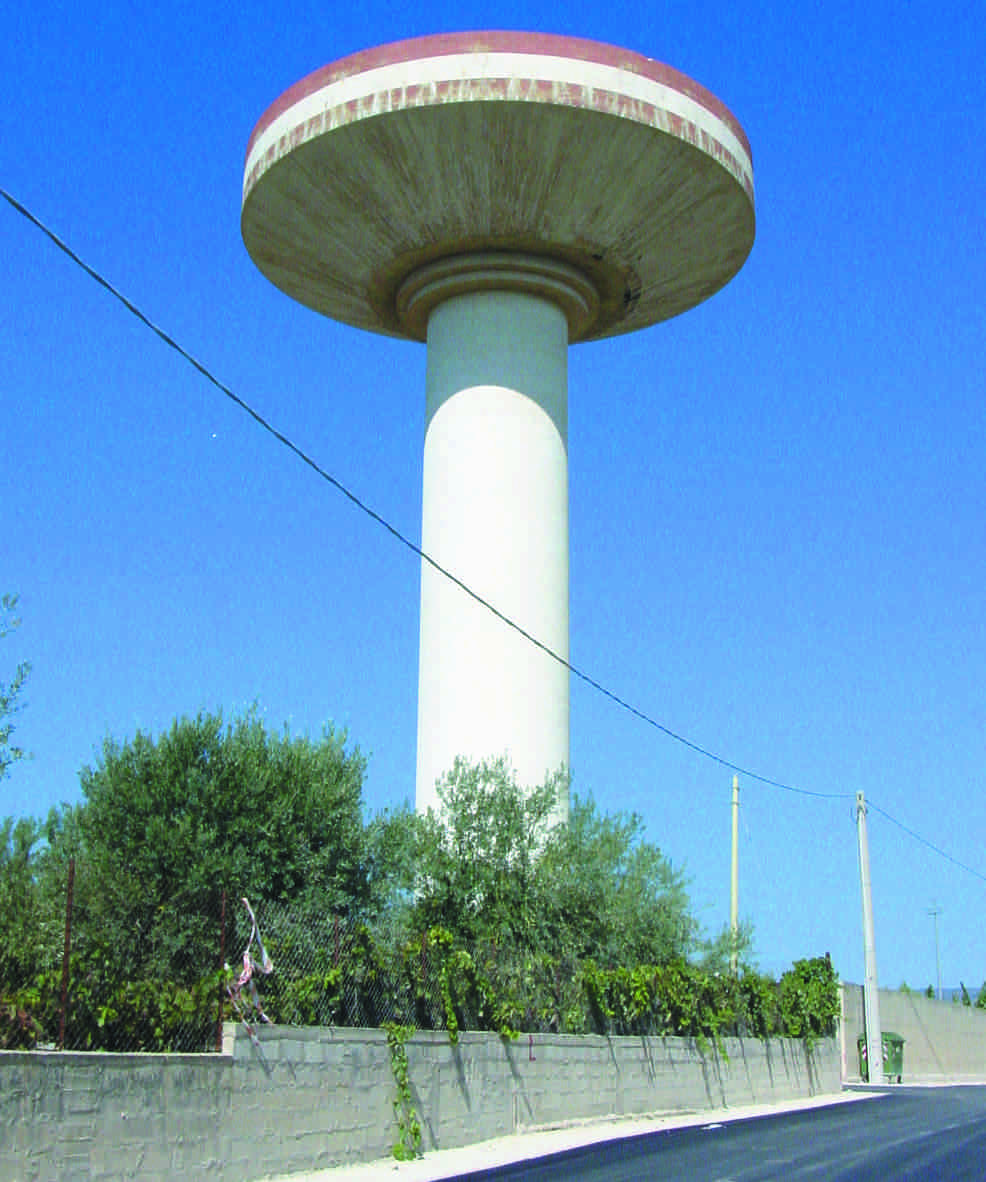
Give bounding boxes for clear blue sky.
[3,0,984,991]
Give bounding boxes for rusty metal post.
[58,858,75,1050]
[215,889,227,1053]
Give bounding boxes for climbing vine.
[776,956,840,1049]
[383,1022,422,1161]
[395,931,838,1053]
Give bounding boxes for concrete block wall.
[1,1026,840,1181]
[408,1030,839,1151]
[842,983,986,1082]
[1,1050,231,1181]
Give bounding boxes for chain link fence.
[1,867,544,1053]
[2,862,836,1053]
[218,898,588,1042]
[1,860,226,1053]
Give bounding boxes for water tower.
[241,32,755,821]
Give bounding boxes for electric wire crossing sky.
[241,32,756,822]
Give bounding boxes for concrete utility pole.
[856,790,883,1081]
[929,903,943,1001]
[730,774,739,975]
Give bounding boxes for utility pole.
[929,903,942,1001]
[730,774,739,975]
[856,790,883,1082]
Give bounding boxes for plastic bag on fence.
[226,897,273,1038]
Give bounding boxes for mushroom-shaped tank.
[242,33,755,820]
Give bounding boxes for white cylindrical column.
[415,284,570,822]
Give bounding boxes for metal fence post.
[215,889,227,1052]
[58,858,75,1050]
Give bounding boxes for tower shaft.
[416,286,570,818]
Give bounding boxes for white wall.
[842,982,986,1082]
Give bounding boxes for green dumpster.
[883,1032,905,1082]
[857,1032,905,1083]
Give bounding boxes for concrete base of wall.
[1,1026,840,1181]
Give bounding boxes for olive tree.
[75,710,372,976]
[411,757,697,967]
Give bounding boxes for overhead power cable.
[0,185,870,804]
[866,800,986,887]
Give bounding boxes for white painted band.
[243,52,753,205]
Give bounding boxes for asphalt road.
[451,1088,986,1181]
